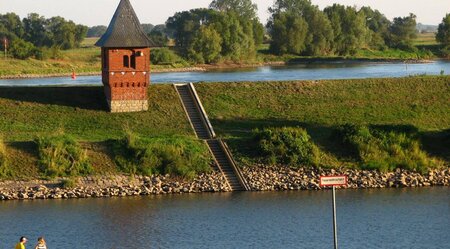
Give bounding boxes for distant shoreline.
[0,58,436,80]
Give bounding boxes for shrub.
[150,48,186,65]
[0,136,12,178]
[337,125,442,173]
[61,178,77,189]
[35,46,63,60]
[35,134,93,178]
[113,133,212,179]
[9,38,36,59]
[253,127,321,167]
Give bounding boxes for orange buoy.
[71,71,76,80]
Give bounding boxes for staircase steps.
[175,84,249,191]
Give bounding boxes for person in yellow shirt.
[14,237,27,249]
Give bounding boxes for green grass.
[354,48,434,60]
[0,135,12,177]
[114,132,212,179]
[337,125,443,173]
[81,37,99,47]
[195,76,450,167]
[413,33,438,46]
[0,85,192,142]
[0,47,101,76]
[196,77,450,131]
[36,133,93,177]
[0,76,448,178]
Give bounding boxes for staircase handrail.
[204,140,232,191]
[218,139,251,191]
[188,82,216,138]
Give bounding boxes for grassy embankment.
[195,76,450,168]
[0,86,193,178]
[0,34,444,78]
[0,76,449,179]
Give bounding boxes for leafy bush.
[114,133,212,179]
[188,25,222,64]
[150,48,185,65]
[61,178,77,189]
[338,125,442,173]
[35,134,93,177]
[253,127,321,167]
[0,136,12,178]
[35,46,63,60]
[9,38,36,59]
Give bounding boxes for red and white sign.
[320,175,347,187]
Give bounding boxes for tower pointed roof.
[95,0,154,47]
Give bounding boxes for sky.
[0,0,448,27]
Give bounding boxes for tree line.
[161,0,450,63]
[0,13,87,59]
[2,0,450,61]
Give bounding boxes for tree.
[23,13,51,47]
[209,0,257,20]
[47,16,87,49]
[9,38,36,59]
[166,8,216,53]
[210,0,264,49]
[188,25,222,63]
[268,0,333,55]
[359,7,391,49]
[387,13,417,50]
[87,25,107,37]
[141,23,154,34]
[324,4,368,55]
[148,30,168,47]
[0,13,25,39]
[75,24,88,46]
[210,11,256,61]
[269,12,308,55]
[303,7,333,55]
[436,13,450,46]
[167,8,258,62]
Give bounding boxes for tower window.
[123,55,129,68]
[130,54,136,69]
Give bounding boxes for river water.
[0,60,449,86]
[0,187,448,248]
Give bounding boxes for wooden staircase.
[175,83,250,191]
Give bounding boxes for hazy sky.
[0,0,448,26]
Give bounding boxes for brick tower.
[96,0,154,112]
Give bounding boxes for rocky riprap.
[243,165,450,191]
[1,166,448,201]
[0,172,230,201]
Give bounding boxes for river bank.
[1,167,448,201]
[0,58,436,80]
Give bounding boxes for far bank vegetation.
[1,0,449,76]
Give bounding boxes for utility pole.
[3,38,7,60]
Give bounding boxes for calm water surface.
[0,187,448,248]
[1,61,449,86]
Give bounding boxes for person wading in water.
[34,237,47,249]
[14,237,27,249]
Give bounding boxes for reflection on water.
[0,188,448,248]
[1,61,449,86]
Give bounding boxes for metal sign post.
[320,175,348,249]
[332,186,337,249]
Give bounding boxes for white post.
[332,186,338,249]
